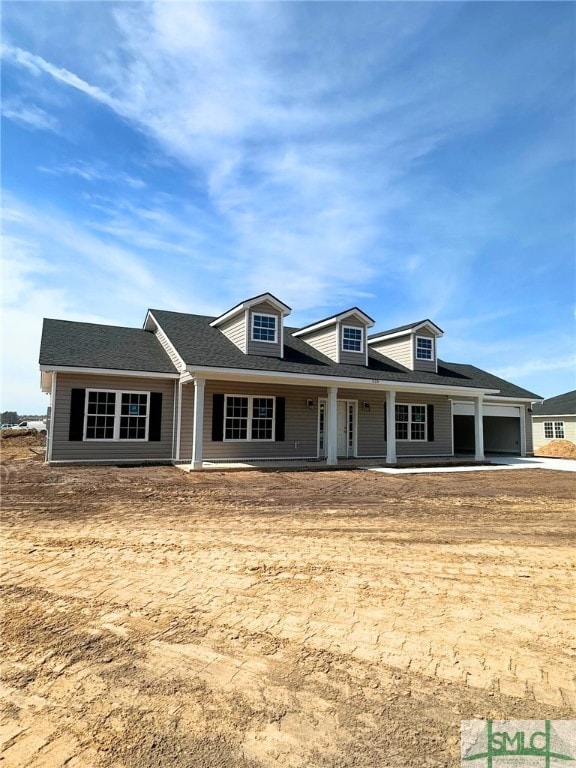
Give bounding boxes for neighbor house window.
[416,336,434,360]
[342,326,363,352]
[85,390,149,440]
[252,314,277,343]
[224,395,275,441]
[395,404,427,441]
[544,421,564,439]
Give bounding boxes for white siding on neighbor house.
[532,415,576,451]
[219,313,247,353]
[50,373,175,462]
[298,326,338,361]
[154,325,184,371]
[247,301,283,358]
[370,334,413,369]
[339,317,368,366]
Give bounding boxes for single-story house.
[531,390,576,451]
[39,292,541,468]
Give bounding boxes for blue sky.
[2,1,574,413]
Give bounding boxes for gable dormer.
[210,293,291,358]
[367,319,443,372]
[293,308,375,366]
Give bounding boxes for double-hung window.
[395,404,427,441]
[342,326,363,352]
[224,395,275,441]
[85,390,149,440]
[416,336,434,360]
[544,421,564,439]
[252,314,277,343]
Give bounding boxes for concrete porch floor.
[175,454,494,472]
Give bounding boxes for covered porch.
[175,372,496,470]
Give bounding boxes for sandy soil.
[535,438,576,458]
[1,438,575,767]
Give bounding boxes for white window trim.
[223,394,276,442]
[341,325,364,353]
[83,389,150,442]
[544,420,565,439]
[415,336,434,361]
[251,313,278,344]
[395,403,427,442]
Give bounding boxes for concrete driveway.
[365,455,576,474]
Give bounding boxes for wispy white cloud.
[2,100,60,132]
[0,42,118,110]
[493,356,576,381]
[38,161,145,189]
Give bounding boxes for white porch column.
[191,378,205,470]
[474,395,485,461]
[386,390,397,464]
[519,405,527,457]
[326,386,338,466]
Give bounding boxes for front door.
[337,400,356,457]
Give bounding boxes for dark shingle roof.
[532,390,576,416]
[295,306,375,334]
[40,319,178,374]
[150,309,540,398]
[368,319,443,339]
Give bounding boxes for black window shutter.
[427,404,435,442]
[383,405,387,439]
[212,394,224,441]
[69,388,86,441]
[275,397,285,441]
[149,392,162,441]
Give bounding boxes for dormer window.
[416,336,434,360]
[342,326,363,353]
[252,313,277,343]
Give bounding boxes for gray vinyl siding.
[339,317,368,366]
[178,382,195,461]
[154,325,184,371]
[219,313,247,353]
[414,329,437,373]
[50,373,175,462]
[203,380,324,460]
[347,390,452,457]
[298,326,338,361]
[201,380,452,460]
[370,334,413,369]
[532,415,575,451]
[247,301,283,358]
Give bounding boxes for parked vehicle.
[12,420,48,434]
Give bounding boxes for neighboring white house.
[531,390,576,451]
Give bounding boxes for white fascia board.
[185,365,499,397]
[210,294,291,328]
[294,309,375,338]
[143,311,187,371]
[142,310,156,331]
[39,365,179,379]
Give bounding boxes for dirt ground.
[1,437,575,768]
